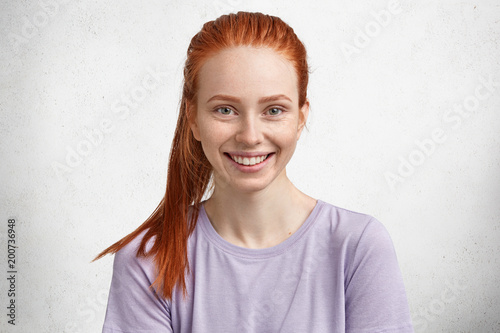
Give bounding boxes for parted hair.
[93,11,309,300]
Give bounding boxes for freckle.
[288,232,291,235]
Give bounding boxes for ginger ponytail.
[93,96,212,299]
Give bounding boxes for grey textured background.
[1,0,499,332]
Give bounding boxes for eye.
[215,107,234,115]
[267,107,283,116]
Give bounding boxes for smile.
[228,154,270,166]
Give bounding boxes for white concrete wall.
[1,0,499,332]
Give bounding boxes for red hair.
[93,11,309,300]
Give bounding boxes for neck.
[204,172,316,249]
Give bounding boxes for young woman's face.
[190,46,309,194]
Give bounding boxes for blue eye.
[268,108,282,116]
[216,107,234,115]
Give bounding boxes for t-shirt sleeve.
[102,237,173,333]
[344,217,414,333]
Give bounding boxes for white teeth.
[231,154,268,166]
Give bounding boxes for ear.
[296,99,310,140]
[187,101,201,142]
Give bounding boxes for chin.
[232,182,270,193]
[230,176,282,194]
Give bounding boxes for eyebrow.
[206,94,292,104]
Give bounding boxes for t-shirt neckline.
[198,199,325,259]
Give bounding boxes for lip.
[224,152,274,173]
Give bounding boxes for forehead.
[196,46,299,103]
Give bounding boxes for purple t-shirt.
[102,199,414,332]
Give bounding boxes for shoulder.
[114,229,152,260]
[315,200,389,243]
[103,231,173,332]
[316,202,414,331]
[112,230,158,284]
[313,200,397,268]
[314,201,405,291]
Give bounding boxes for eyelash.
[214,106,284,116]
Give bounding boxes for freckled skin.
[189,46,309,194]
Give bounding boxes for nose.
[235,115,264,146]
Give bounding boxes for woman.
[95,11,414,332]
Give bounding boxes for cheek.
[200,126,224,145]
[273,123,299,148]
[198,126,229,158]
